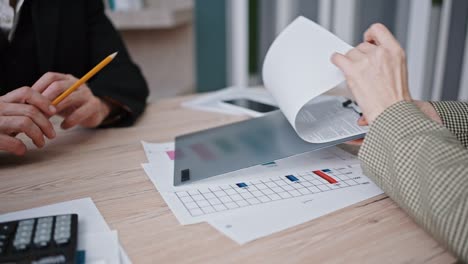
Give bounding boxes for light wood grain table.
[0,95,457,264]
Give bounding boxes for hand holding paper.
[262,16,368,143]
[331,23,412,124]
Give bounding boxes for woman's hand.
[0,87,56,155]
[31,72,111,129]
[331,23,412,125]
[346,101,442,146]
[346,116,368,146]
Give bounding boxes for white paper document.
[78,231,120,264]
[0,198,129,264]
[263,16,368,143]
[141,142,383,244]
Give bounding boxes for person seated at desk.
[0,0,149,156]
[331,23,468,262]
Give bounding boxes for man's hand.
[0,87,57,155]
[31,72,111,129]
[331,23,412,125]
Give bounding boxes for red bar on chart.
[313,170,338,184]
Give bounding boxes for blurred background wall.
[107,0,468,102]
[105,0,195,101]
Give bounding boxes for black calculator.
[0,214,78,264]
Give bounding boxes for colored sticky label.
[285,175,299,182]
[236,183,248,188]
[313,170,338,184]
[76,250,86,264]
[166,151,176,160]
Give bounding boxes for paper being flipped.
[263,16,368,143]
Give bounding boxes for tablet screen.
[223,99,279,113]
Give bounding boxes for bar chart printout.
[141,141,384,244]
[175,166,369,217]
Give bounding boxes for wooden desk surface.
[0,95,456,264]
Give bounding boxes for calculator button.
[56,221,70,227]
[37,216,53,224]
[56,215,71,221]
[54,230,70,245]
[36,233,50,240]
[37,228,51,235]
[55,238,70,245]
[38,223,52,230]
[0,234,6,240]
[14,237,30,244]
[17,230,33,239]
[35,240,50,248]
[18,219,35,227]
[54,232,70,240]
[13,241,28,251]
[56,226,70,233]
[34,230,51,248]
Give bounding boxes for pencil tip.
[110,52,118,59]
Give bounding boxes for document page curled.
[263,16,368,143]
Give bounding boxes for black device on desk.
[222,98,279,113]
[0,214,78,264]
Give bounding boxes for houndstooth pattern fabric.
[431,101,468,148]
[359,101,468,263]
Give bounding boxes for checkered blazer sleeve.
[431,101,468,148]
[359,101,468,262]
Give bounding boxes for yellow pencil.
[52,52,118,106]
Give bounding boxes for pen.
[52,52,118,106]
[342,99,362,116]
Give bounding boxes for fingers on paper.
[331,52,352,74]
[355,42,376,54]
[345,138,364,146]
[357,116,368,126]
[364,23,399,48]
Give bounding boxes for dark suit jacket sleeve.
[359,101,468,262]
[431,101,468,147]
[84,0,149,127]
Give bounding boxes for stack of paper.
[141,141,382,244]
[0,198,131,264]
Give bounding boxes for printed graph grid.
[175,166,369,217]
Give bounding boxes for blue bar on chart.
[236,183,248,188]
[285,175,299,182]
